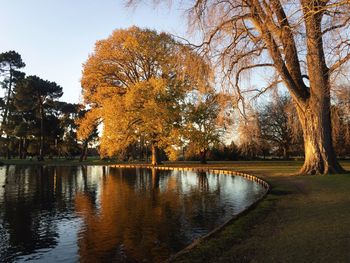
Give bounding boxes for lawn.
[169,161,350,263]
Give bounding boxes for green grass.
[169,161,350,263]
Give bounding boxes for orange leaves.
[76,109,100,141]
[78,26,212,158]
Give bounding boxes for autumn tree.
[76,109,99,162]
[238,110,269,159]
[79,26,211,165]
[183,92,223,164]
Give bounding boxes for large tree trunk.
[151,143,159,166]
[296,101,343,175]
[294,8,344,175]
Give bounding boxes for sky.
[1,0,188,103]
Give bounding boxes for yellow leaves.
[79,26,212,158]
[76,109,99,140]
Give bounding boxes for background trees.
[14,76,63,160]
[183,92,223,164]
[258,94,294,160]
[0,51,88,160]
[332,86,350,157]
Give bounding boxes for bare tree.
[258,94,297,159]
[332,85,350,156]
[188,0,350,174]
[156,0,350,175]
[238,109,268,159]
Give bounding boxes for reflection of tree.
[197,171,209,192]
[76,168,188,263]
[0,165,100,262]
[0,166,264,262]
[151,168,160,189]
[0,165,58,261]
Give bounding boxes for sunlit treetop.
[79,26,212,160]
[81,26,211,106]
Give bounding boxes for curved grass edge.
[109,164,270,261]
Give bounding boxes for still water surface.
[0,165,265,262]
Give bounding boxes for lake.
[0,165,265,262]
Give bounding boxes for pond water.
[0,165,265,263]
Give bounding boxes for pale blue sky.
[1,0,187,103]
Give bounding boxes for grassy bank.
[170,161,350,262]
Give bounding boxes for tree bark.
[258,1,344,174]
[19,138,23,159]
[282,145,289,160]
[23,138,27,159]
[199,149,207,164]
[79,141,88,162]
[6,136,11,160]
[1,67,13,130]
[295,6,344,175]
[296,101,343,175]
[38,104,44,161]
[151,143,159,166]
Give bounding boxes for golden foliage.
[78,26,211,157]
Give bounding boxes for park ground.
[1,159,350,262]
[170,160,350,263]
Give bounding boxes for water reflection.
[0,166,264,262]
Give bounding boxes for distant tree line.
[235,91,350,161]
[0,51,98,160]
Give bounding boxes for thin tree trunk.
[19,138,23,159]
[38,105,44,161]
[1,68,12,130]
[6,137,11,160]
[23,138,27,159]
[199,149,207,164]
[151,143,159,166]
[145,143,149,163]
[80,141,88,162]
[282,145,289,160]
[83,147,88,161]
